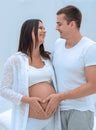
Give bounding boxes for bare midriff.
[28,82,56,118]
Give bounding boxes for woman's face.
[32,21,46,48]
[38,21,46,45]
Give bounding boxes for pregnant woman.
[0,19,61,130]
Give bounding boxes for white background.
[0,0,96,114]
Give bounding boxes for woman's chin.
[39,41,44,45]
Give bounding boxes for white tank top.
[28,60,52,86]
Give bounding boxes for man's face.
[56,14,71,39]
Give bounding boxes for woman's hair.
[57,5,82,29]
[18,19,50,59]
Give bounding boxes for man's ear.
[70,21,76,28]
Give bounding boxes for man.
[44,5,96,130]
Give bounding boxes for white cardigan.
[0,52,61,130]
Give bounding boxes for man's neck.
[65,33,82,48]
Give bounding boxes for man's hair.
[57,5,82,29]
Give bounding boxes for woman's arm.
[0,57,23,105]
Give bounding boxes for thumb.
[42,96,50,103]
[36,97,42,102]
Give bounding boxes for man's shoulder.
[83,36,96,46]
[82,37,96,54]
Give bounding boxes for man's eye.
[57,23,61,26]
[58,24,61,26]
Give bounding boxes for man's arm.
[59,65,96,100]
[44,65,96,116]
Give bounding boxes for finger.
[30,99,46,118]
[43,96,50,103]
[49,108,56,116]
[31,101,43,113]
[45,101,53,114]
[33,107,45,118]
[36,97,42,102]
[46,107,56,118]
[36,103,46,114]
[46,101,57,115]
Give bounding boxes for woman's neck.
[32,48,41,58]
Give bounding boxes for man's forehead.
[56,14,66,22]
[57,14,66,20]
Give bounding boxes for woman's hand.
[28,97,47,119]
[21,96,48,119]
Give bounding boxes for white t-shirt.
[53,36,96,112]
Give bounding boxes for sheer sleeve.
[0,57,23,105]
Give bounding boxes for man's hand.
[43,93,61,118]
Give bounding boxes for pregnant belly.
[28,82,56,117]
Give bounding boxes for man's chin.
[60,34,65,39]
[60,35,64,39]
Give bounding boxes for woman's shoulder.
[6,52,27,65]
